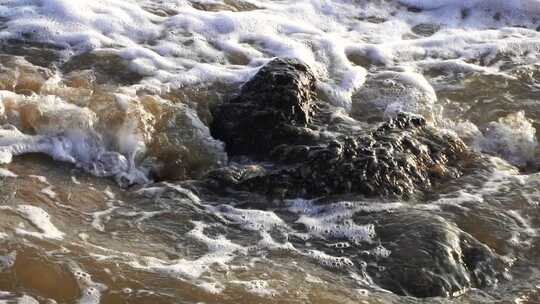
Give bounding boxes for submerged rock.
[350,70,438,123]
[62,50,143,85]
[210,58,468,199]
[354,211,505,298]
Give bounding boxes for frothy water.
[0,0,540,303]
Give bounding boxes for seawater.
[0,0,540,303]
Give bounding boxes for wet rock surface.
[62,50,143,85]
[354,211,505,298]
[211,58,319,156]
[210,58,468,199]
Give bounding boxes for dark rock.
[210,58,469,199]
[236,113,467,198]
[211,58,319,156]
[354,211,505,298]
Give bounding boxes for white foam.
[0,168,17,178]
[0,0,365,108]
[0,123,146,184]
[255,230,297,252]
[161,182,203,205]
[0,0,537,113]
[417,59,494,75]
[430,160,532,209]
[231,280,277,297]
[196,281,226,294]
[0,92,148,183]
[201,204,297,254]
[13,295,39,304]
[0,205,65,240]
[208,204,286,232]
[482,112,537,167]
[29,175,48,184]
[103,187,115,200]
[131,221,246,280]
[507,209,539,244]
[89,205,118,232]
[433,190,484,208]
[72,268,107,304]
[305,249,354,270]
[287,199,404,244]
[14,205,65,240]
[78,287,101,304]
[453,112,537,167]
[71,176,81,184]
[0,0,162,51]
[41,185,57,200]
[368,245,392,258]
